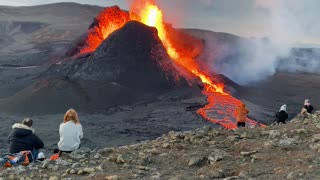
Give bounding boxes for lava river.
[79,0,263,129]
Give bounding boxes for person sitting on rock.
[275,104,289,124]
[8,118,44,162]
[301,99,314,114]
[236,103,249,128]
[58,108,83,154]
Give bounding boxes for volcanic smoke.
[78,0,262,129]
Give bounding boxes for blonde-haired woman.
[58,109,83,153]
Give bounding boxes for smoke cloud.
[201,0,320,85]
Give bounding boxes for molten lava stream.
[197,91,265,129]
[135,1,265,129]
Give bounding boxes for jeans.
[31,149,39,162]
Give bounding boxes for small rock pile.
[2,112,320,179]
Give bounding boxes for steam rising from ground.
[202,0,320,85]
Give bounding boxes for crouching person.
[8,118,44,162]
[58,109,83,155]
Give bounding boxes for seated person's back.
[8,118,44,157]
[58,109,83,152]
[275,104,288,123]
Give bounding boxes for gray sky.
[1,0,320,45]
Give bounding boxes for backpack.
[0,151,33,167]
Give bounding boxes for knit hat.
[22,118,33,127]
[280,104,287,112]
[37,152,45,161]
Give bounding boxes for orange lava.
[79,6,130,54]
[198,92,265,130]
[131,0,226,94]
[78,1,264,129]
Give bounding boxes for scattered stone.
[238,171,248,178]
[116,154,125,164]
[139,165,150,171]
[71,162,81,169]
[16,165,26,174]
[150,148,160,155]
[70,169,77,174]
[208,149,226,164]
[162,143,170,148]
[240,132,248,138]
[279,137,296,147]
[268,130,281,139]
[286,172,294,179]
[223,176,240,180]
[150,172,161,179]
[48,165,59,171]
[89,160,97,164]
[105,175,119,180]
[65,168,71,174]
[208,169,225,178]
[97,147,114,155]
[96,165,103,171]
[312,134,320,143]
[42,160,50,169]
[73,147,91,154]
[94,153,101,159]
[8,175,15,180]
[55,159,71,166]
[68,153,86,160]
[309,143,320,151]
[293,129,307,134]
[199,174,205,179]
[188,156,205,166]
[49,176,59,180]
[77,169,84,175]
[226,136,239,142]
[240,150,257,156]
[83,167,96,174]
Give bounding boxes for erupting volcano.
[77,0,262,129]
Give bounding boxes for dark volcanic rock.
[1,21,197,114]
[63,21,182,89]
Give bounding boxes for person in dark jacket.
[301,99,314,114]
[275,104,289,124]
[8,118,44,161]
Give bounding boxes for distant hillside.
[0,3,104,98]
[181,28,246,43]
[0,3,103,65]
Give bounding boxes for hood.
[12,123,35,136]
[304,99,310,106]
[279,104,287,112]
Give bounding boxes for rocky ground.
[2,112,320,179]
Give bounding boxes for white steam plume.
[202,0,320,85]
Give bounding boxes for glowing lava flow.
[137,2,225,94]
[135,1,263,129]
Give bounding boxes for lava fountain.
[78,0,263,129]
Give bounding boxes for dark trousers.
[58,144,81,156]
[237,122,246,127]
